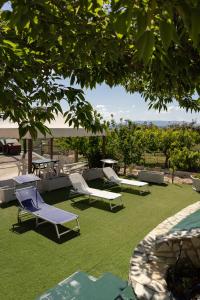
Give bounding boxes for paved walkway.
[0,153,76,180]
[0,152,44,180]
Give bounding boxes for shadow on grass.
[71,197,124,213]
[71,198,91,211]
[147,182,168,187]
[173,183,183,188]
[42,188,71,206]
[123,188,150,196]
[11,219,80,244]
[0,200,18,209]
[108,186,150,196]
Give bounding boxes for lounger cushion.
[120,178,148,187]
[88,188,121,200]
[34,207,78,224]
[103,167,148,187]
[69,173,121,200]
[21,199,39,212]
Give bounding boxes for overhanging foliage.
[1,1,200,137]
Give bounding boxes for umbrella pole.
[49,138,53,159]
[28,139,33,174]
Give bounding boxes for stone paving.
[129,201,200,300]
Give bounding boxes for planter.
[0,168,105,203]
[42,175,70,192]
[191,175,200,192]
[82,168,104,181]
[138,170,164,184]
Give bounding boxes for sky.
[66,82,200,123]
[2,1,200,123]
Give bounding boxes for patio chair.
[15,186,80,239]
[69,173,123,211]
[103,167,149,193]
[16,161,27,176]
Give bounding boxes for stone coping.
[129,201,200,300]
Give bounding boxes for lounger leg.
[54,222,80,240]
[17,208,32,224]
[17,208,22,224]
[36,216,38,227]
[109,196,124,211]
[76,218,80,232]
[120,196,124,207]
[139,186,149,194]
[55,224,60,239]
[89,195,97,204]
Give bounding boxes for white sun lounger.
[103,167,149,193]
[68,173,123,211]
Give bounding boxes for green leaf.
[96,0,103,6]
[177,3,191,30]
[113,9,131,35]
[58,36,62,46]
[136,30,154,63]
[160,21,173,49]
[0,1,7,7]
[136,11,147,39]
[18,126,29,139]
[3,39,17,48]
[70,74,76,85]
[33,15,39,24]
[191,8,200,47]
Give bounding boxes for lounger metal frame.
[103,168,149,194]
[104,179,149,194]
[70,189,123,211]
[15,186,80,240]
[17,207,80,239]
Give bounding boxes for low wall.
[0,168,104,203]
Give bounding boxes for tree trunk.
[124,164,127,175]
[28,139,33,174]
[74,150,78,162]
[102,135,106,158]
[171,168,175,184]
[164,155,169,168]
[49,138,53,159]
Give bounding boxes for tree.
[113,120,144,175]
[169,147,200,182]
[55,136,103,168]
[161,127,199,168]
[0,2,109,137]
[1,1,200,137]
[141,126,162,153]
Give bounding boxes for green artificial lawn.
[1,180,200,300]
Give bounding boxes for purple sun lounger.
[15,186,80,239]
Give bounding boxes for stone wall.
[129,202,200,300]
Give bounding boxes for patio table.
[101,159,118,168]
[32,159,59,176]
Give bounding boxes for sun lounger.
[15,186,80,239]
[68,173,123,211]
[103,167,149,193]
